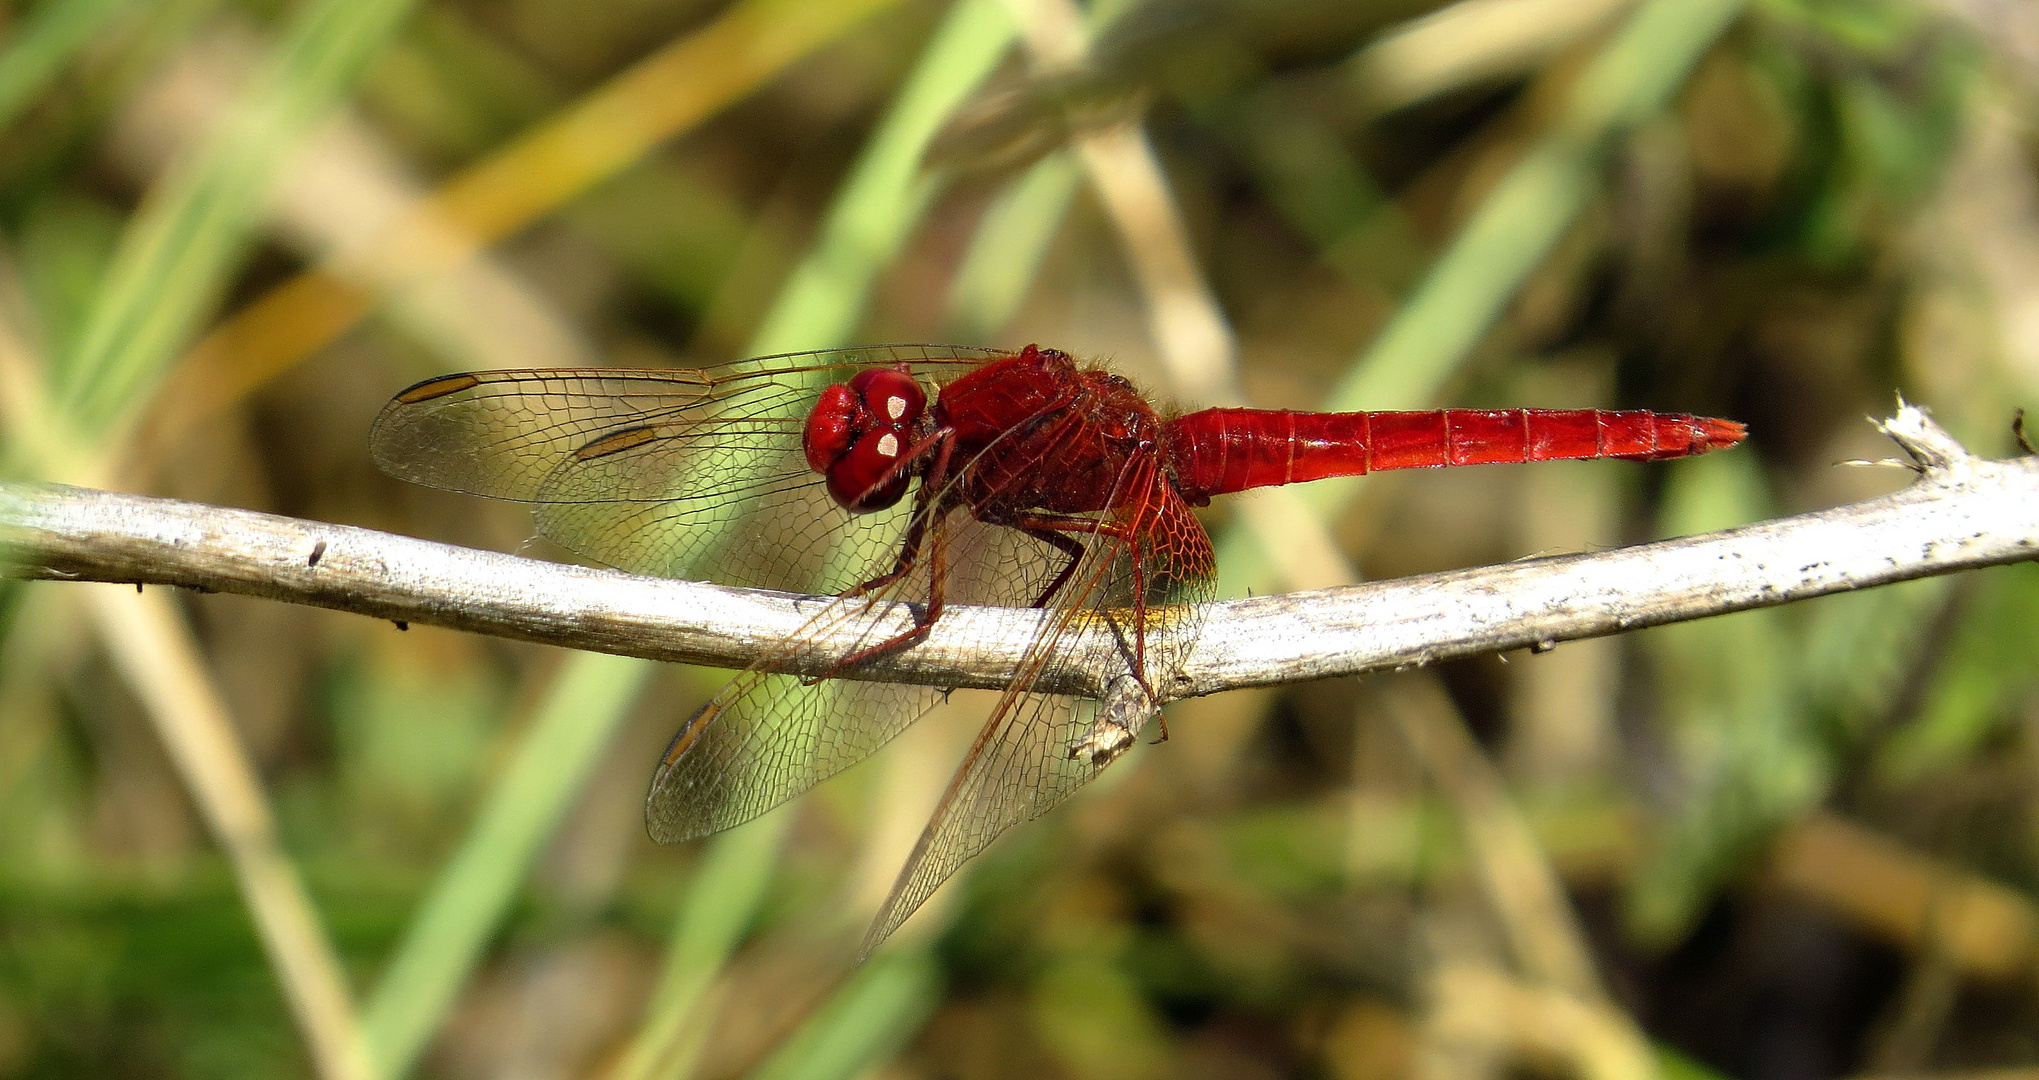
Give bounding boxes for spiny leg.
[1012,524,1086,609]
[843,432,954,598]
[811,435,959,681]
[819,506,953,676]
[805,504,955,683]
[1129,545,1166,742]
[1004,512,1164,710]
[1001,510,1149,609]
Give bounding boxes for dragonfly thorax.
[802,365,929,513]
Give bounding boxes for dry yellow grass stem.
[1424,963,1657,1080]
[87,584,376,1080]
[1381,676,1609,1001]
[1768,813,2039,987]
[995,0,1361,599]
[109,33,598,375]
[1349,0,1637,112]
[0,268,371,1080]
[993,0,1238,403]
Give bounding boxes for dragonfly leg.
[1126,554,1186,736]
[999,512,1130,608]
[810,507,950,679]
[1011,525,1086,609]
[1098,604,1162,713]
[807,435,959,682]
[1129,546,1158,715]
[1003,512,1166,707]
[842,431,955,598]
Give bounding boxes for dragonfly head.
[802,366,928,513]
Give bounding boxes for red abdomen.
[1166,408,1746,504]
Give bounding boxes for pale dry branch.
[3,405,2036,706]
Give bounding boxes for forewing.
[370,368,720,501]
[532,433,900,590]
[861,464,1217,952]
[368,345,1004,590]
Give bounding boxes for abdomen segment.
[1166,408,1746,502]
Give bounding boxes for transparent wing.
[860,459,1217,953]
[643,506,1063,840]
[643,599,945,841]
[368,345,1008,591]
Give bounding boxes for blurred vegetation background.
[1,0,2038,1077]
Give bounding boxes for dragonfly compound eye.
[826,428,912,512]
[803,382,860,473]
[847,366,926,427]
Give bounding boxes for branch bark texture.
[4,405,2035,703]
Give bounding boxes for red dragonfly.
[370,343,1743,950]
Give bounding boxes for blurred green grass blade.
[1877,564,2039,781]
[1229,91,1424,292]
[1325,144,1591,417]
[1235,102,1385,251]
[1797,575,1946,722]
[0,0,139,135]
[745,948,941,1080]
[723,18,1103,1080]
[1333,0,1743,417]
[360,652,651,1078]
[565,162,759,315]
[1212,0,1745,596]
[613,806,796,1080]
[1030,952,1174,1079]
[746,0,1013,358]
[54,0,420,434]
[943,150,1080,340]
[17,193,124,363]
[1626,450,1817,943]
